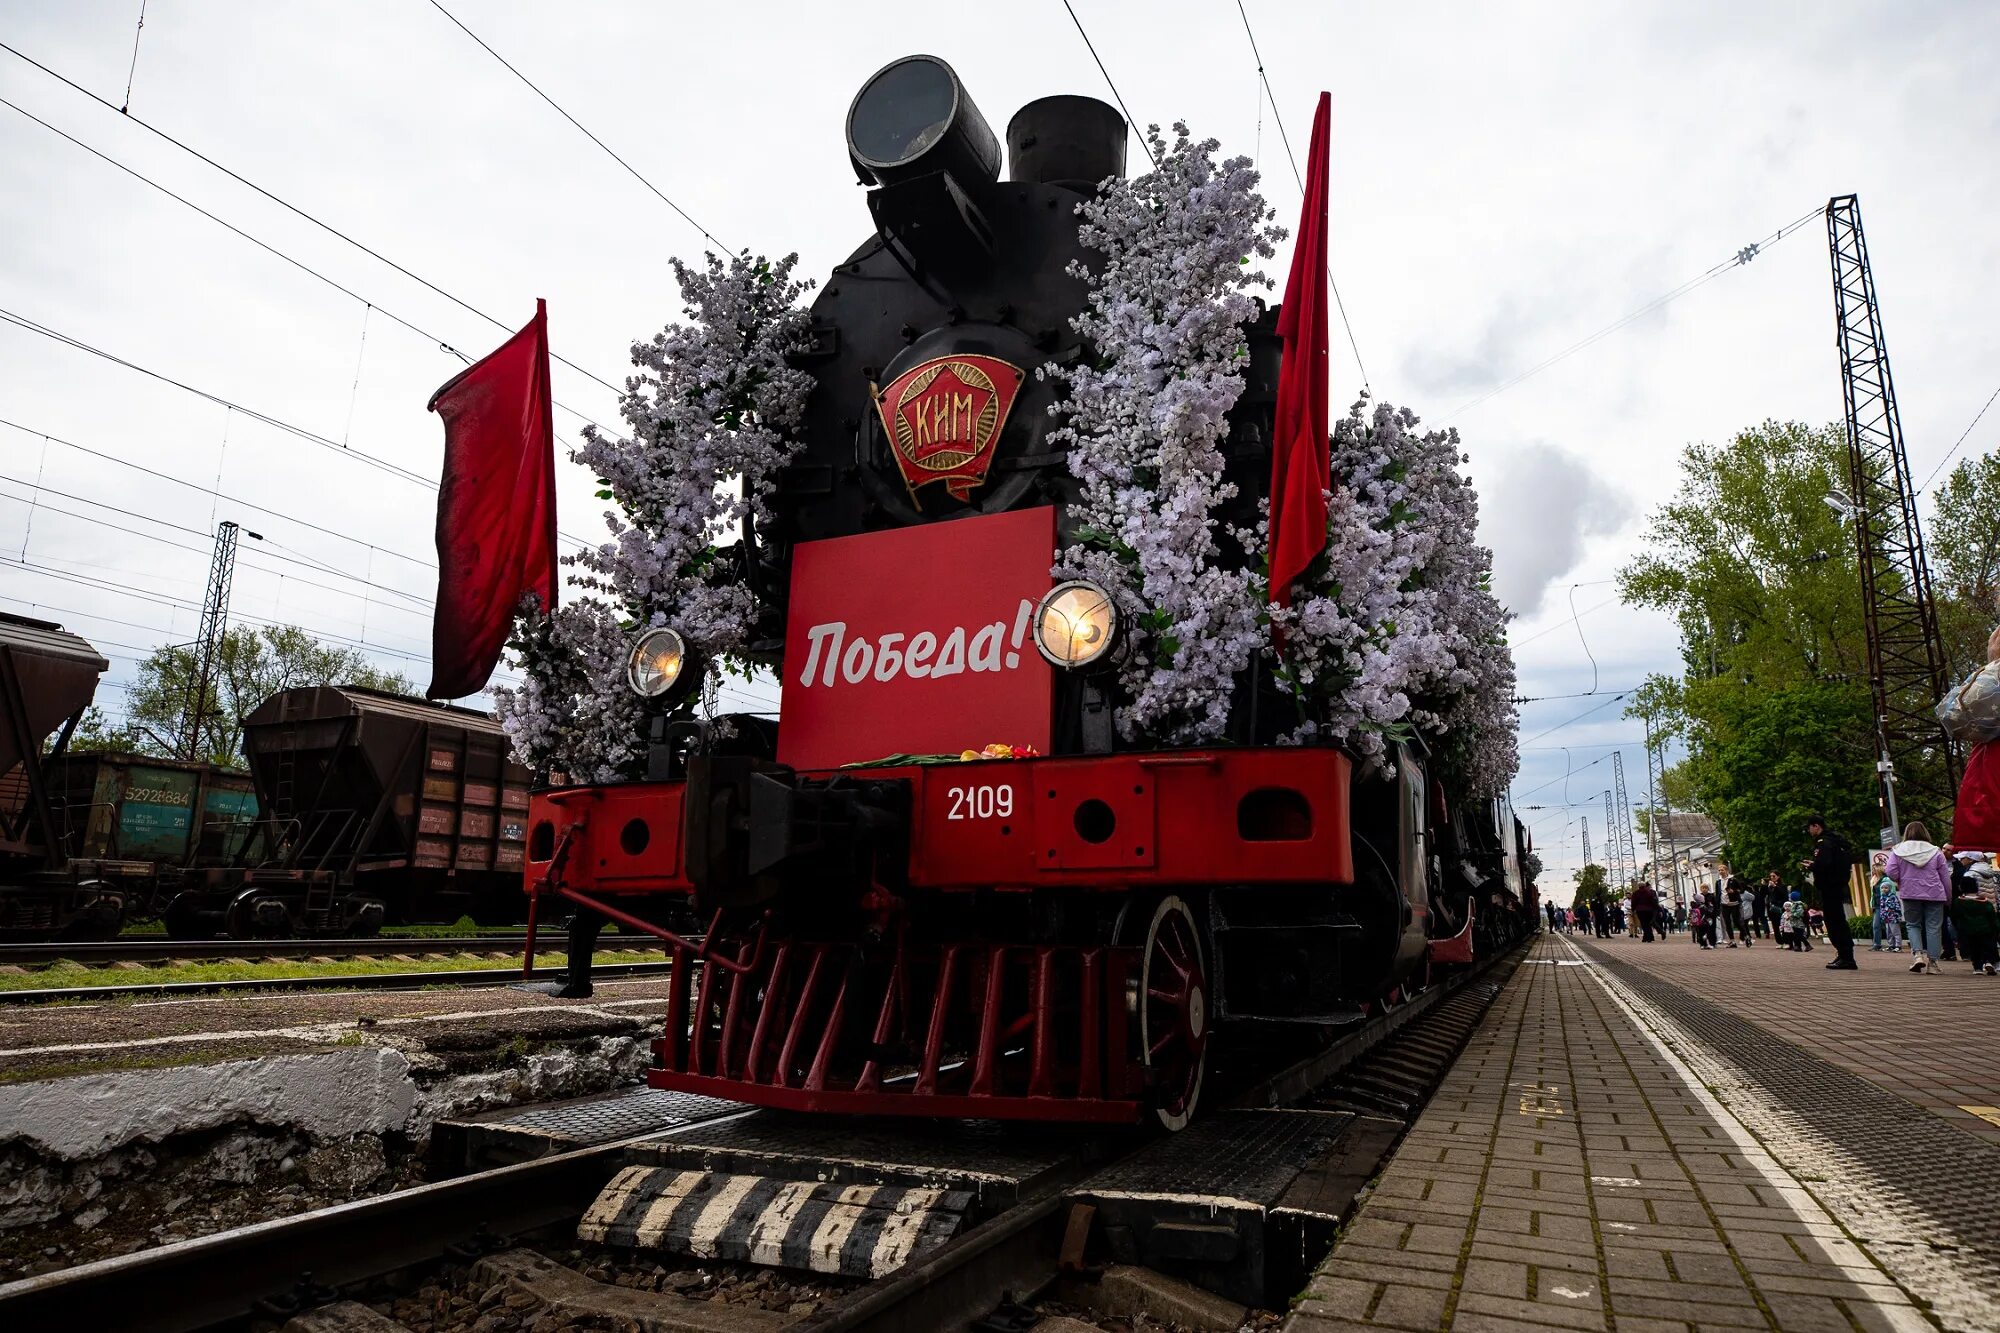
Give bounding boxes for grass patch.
[0,951,664,995]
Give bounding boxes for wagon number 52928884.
[946,784,1014,820]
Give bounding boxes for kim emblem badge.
[873,354,1023,508]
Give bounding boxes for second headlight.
[626,627,690,701]
[1033,580,1119,670]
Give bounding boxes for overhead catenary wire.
[1229,0,1370,392]
[1057,0,1159,171]
[0,416,438,571]
[0,95,618,437]
[1444,205,1823,421]
[426,1,728,253]
[1916,381,2000,495]
[0,478,436,616]
[118,0,147,113]
[0,308,602,553]
[0,41,627,398]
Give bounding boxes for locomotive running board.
[579,1167,974,1279]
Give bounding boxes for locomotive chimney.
[1005,96,1127,189]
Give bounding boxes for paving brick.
[1278,936,1965,1333]
[1451,1292,1608,1332]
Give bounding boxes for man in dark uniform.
[1803,815,1858,969]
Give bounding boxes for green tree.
[1573,863,1609,899]
[1929,452,2000,682]
[109,625,413,766]
[1619,421,1893,871]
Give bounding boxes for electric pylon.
[179,520,241,761]
[1611,750,1638,889]
[1826,195,1959,837]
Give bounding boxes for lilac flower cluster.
[1269,397,1519,795]
[1045,123,1283,744]
[493,253,813,778]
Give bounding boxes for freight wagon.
[162,685,533,937]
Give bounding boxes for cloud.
[1481,444,1631,619]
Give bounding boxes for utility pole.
[1581,815,1592,873]
[1826,194,1958,842]
[179,520,246,762]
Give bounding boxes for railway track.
[0,959,674,1004]
[0,933,668,969]
[0,941,1527,1332]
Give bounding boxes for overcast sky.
[3,1,1996,897]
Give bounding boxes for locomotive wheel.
[1128,895,1209,1133]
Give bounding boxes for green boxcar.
[53,752,255,868]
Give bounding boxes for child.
[1785,890,1812,951]
[1690,895,1711,949]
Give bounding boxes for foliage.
[1268,398,1519,794]
[495,252,813,779]
[1574,863,1608,897]
[1044,122,1281,744]
[1620,421,1894,871]
[80,625,411,766]
[1847,913,1874,938]
[1929,452,2000,682]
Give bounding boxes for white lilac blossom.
[1269,397,1519,795]
[1045,123,1282,744]
[493,253,812,777]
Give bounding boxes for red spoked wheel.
[1130,895,1209,1133]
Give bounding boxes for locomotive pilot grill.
[524,55,1536,1129]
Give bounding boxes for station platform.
[1284,932,2000,1333]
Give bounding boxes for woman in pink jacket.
[1885,820,1953,973]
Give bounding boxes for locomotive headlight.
[625,627,689,701]
[1034,581,1119,670]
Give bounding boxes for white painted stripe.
[685,1174,760,1258]
[868,1205,939,1277]
[805,1186,882,1274]
[632,1170,709,1248]
[578,1164,655,1237]
[746,1180,822,1267]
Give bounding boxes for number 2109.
[946,784,1014,820]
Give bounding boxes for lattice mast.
[1602,790,1622,888]
[1644,713,1684,907]
[179,520,240,761]
[1826,194,1959,835]
[1611,750,1639,890]
[1580,815,1591,873]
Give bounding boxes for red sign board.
[778,507,1056,771]
[873,354,1024,506]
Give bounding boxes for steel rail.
[0,960,674,1005]
[800,939,1532,1332]
[0,937,1531,1330]
[0,1113,749,1333]
[0,933,666,968]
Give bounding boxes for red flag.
[426,299,558,699]
[1266,92,1333,622]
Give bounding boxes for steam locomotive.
[524,56,1535,1129]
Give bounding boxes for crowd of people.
[1543,814,2000,976]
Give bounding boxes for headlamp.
[625,627,690,701]
[1033,580,1119,670]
